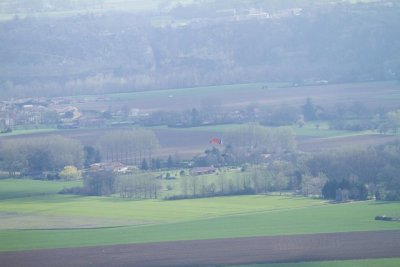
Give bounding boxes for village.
[0,96,149,132]
[0,93,258,134]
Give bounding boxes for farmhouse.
[90,162,128,173]
[190,166,217,176]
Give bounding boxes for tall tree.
[0,135,83,175]
[97,128,160,165]
[301,98,317,121]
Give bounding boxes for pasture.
[0,179,400,251]
[0,179,81,200]
[0,0,194,20]
[0,128,58,137]
[0,178,323,230]
[70,81,400,112]
[0,0,381,20]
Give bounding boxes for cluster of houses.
[0,92,262,133]
[172,7,303,29]
[88,161,217,177]
[0,96,148,132]
[0,97,67,130]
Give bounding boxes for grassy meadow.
[0,0,194,20]
[0,179,81,200]
[66,80,400,116]
[160,121,374,138]
[0,179,399,251]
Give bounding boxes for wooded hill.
[0,0,399,99]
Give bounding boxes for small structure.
[190,166,217,176]
[90,162,128,173]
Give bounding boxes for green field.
[0,0,194,20]
[0,128,58,137]
[80,80,400,107]
[160,121,373,138]
[233,258,400,267]
[0,179,399,251]
[290,121,369,138]
[1,80,399,142]
[0,0,382,21]
[80,82,288,101]
[0,179,81,200]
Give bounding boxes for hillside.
[0,0,399,99]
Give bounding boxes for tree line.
[0,135,83,176]
[172,141,400,201]
[192,124,296,167]
[1,1,399,100]
[97,128,159,165]
[2,124,400,201]
[0,128,160,177]
[305,142,400,200]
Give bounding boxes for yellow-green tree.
[0,135,84,175]
[59,165,82,180]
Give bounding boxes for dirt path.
[1,230,400,267]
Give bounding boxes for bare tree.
[97,128,160,165]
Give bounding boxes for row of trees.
[116,174,160,199]
[193,124,296,167]
[97,128,159,165]
[0,123,294,177]
[0,136,83,176]
[174,139,400,201]
[305,141,400,200]
[224,124,296,155]
[1,123,399,201]
[178,163,294,199]
[59,139,400,201]
[65,171,161,199]
[138,98,400,137]
[0,128,160,177]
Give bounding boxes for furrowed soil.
[1,230,400,267]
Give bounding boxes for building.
[190,166,217,176]
[89,162,128,173]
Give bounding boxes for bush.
[375,215,393,221]
[59,165,81,180]
[59,186,87,195]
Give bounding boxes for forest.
[0,0,399,99]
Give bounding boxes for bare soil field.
[1,230,399,267]
[1,127,398,159]
[0,127,218,159]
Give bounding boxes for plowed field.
[1,230,400,267]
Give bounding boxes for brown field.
[1,230,400,267]
[1,81,399,159]
[1,127,398,160]
[71,81,400,112]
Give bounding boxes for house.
[190,166,217,176]
[89,162,128,173]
